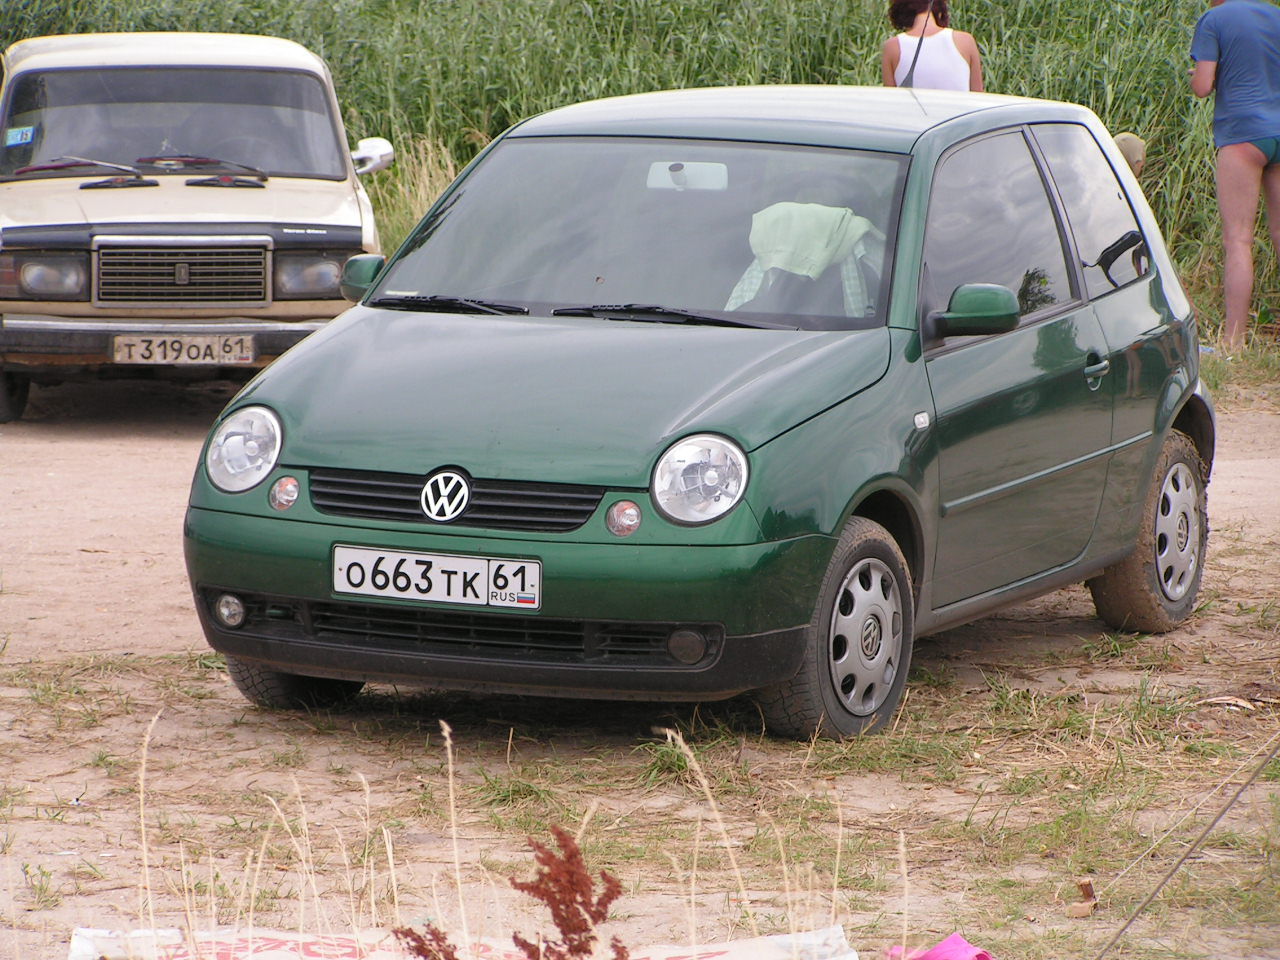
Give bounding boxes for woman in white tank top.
[881,0,984,93]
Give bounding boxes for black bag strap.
[900,0,935,89]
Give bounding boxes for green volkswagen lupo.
[184,86,1214,739]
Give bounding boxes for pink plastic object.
[885,933,995,960]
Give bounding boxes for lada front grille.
[95,245,270,305]
[309,468,606,533]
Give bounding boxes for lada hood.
[243,309,891,487]
[0,176,362,231]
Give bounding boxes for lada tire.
[757,517,914,740]
[1088,430,1207,633]
[0,372,30,423]
[226,655,364,710]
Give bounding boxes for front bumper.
[184,506,831,701]
[0,313,328,372]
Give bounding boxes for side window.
[1033,123,1150,298]
[922,130,1073,324]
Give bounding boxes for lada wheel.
[1088,430,1207,633]
[226,655,364,710]
[0,372,30,423]
[758,517,914,739]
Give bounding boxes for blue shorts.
[1248,137,1280,164]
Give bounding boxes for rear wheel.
[0,371,30,423]
[1088,430,1207,633]
[757,517,914,740]
[225,655,364,709]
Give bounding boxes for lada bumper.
[0,313,327,372]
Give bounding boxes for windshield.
[378,136,908,331]
[1,67,346,180]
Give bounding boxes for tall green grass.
[2,0,1273,333]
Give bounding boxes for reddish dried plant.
[393,825,628,960]
[393,921,463,960]
[509,825,628,960]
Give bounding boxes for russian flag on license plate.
[516,593,537,605]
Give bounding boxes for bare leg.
[1216,143,1267,349]
[1262,162,1280,314]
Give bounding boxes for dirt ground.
[1,376,1277,960]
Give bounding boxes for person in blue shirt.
[1190,0,1280,350]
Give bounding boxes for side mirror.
[351,136,394,175]
[340,254,386,302]
[936,283,1020,336]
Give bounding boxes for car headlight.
[0,253,89,300]
[206,406,283,493]
[274,252,356,299]
[652,433,748,525]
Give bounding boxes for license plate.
[112,334,256,365]
[332,545,541,610]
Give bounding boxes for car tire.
[757,517,914,740]
[0,371,30,423]
[225,655,364,709]
[1088,429,1207,633]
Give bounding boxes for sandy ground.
[0,376,1277,959]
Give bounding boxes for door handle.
[1084,357,1111,380]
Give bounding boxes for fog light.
[606,500,642,537]
[214,593,247,628]
[269,475,300,511]
[667,627,708,665]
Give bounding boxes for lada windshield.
[380,137,908,331]
[1,67,346,180]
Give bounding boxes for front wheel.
[225,655,364,710]
[757,517,914,740]
[1088,429,1207,633]
[0,371,30,423]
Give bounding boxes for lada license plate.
[112,334,256,365]
[333,545,541,610]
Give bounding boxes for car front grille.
[95,245,270,304]
[309,468,606,533]
[220,593,715,665]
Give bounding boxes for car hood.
[245,308,891,487]
[0,175,362,230]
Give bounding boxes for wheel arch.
[1171,390,1215,477]
[848,487,925,600]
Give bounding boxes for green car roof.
[512,84,1089,153]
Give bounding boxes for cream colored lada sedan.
[0,32,394,421]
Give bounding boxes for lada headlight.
[206,406,283,493]
[652,433,748,525]
[0,253,89,300]
[274,252,355,299]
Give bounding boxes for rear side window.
[1033,123,1149,299]
[921,130,1073,322]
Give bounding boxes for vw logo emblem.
[421,469,470,522]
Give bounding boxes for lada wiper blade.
[369,294,529,315]
[184,174,266,188]
[552,303,795,329]
[136,154,269,182]
[81,175,159,189]
[15,155,145,178]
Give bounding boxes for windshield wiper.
[551,303,793,329]
[15,155,147,178]
[369,294,529,315]
[135,154,269,182]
